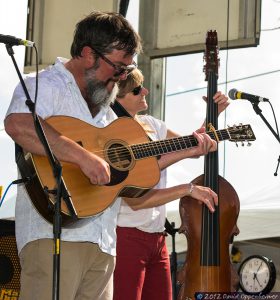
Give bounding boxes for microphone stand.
[5,44,77,300]
[275,155,280,176]
[165,219,179,300]
[170,222,179,300]
[251,103,280,175]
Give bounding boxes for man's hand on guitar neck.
[158,127,217,170]
[186,127,217,159]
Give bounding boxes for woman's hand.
[184,183,218,213]
[203,91,230,115]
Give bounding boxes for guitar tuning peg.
[247,142,252,147]
[241,142,244,147]
[235,142,239,147]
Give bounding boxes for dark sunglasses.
[132,85,143,95]
[91,47,137,77]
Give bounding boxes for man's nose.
[117,72,128,81]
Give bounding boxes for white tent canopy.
[166,180,280,253]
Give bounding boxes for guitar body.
[17,114,254,225]
[19,116,160,225]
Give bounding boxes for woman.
[113,69,229,300]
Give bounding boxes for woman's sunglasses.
[132,85,143,95]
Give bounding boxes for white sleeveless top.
[117,115,168,233]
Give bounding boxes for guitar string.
[86,133,233,163]
[88,134,211,161]
[60,126,246,167]
[82,129,235,161]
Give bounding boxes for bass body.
[177,30,242,299]
[178,175,240,298]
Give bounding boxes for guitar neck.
[131,129,230,159]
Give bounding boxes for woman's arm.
[124,183,218,212]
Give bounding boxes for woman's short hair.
[117,68,144,98]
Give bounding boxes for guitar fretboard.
[131,129,230,159]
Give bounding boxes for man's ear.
[81,46,94,62]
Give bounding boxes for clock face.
[239,255,276,294]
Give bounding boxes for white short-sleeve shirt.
[6,57,120,255]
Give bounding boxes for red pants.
[113,227,172,300]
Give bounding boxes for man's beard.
[85,67,119,116]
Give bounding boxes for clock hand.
[252,272,257,288]
[254,262,264,289]
[256,261,263,272]
[255,274,262,287]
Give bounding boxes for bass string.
[204,70,220,273]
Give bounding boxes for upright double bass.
[177,31,240,299]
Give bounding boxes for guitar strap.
[15,143,23,165]
[110,100,132,118]
[110,101,155,143]
[110,101,173,235]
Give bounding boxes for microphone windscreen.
[228,89,238,100]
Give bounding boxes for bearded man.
[4,11,141,300]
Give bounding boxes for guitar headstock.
[203,30,219,81]
[228,124,256,146]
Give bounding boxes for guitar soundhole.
[106,142,133,171]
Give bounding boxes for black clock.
[238,255,276,295]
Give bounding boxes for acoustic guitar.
[17,116,255,225]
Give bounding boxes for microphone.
[228,88,269,103]
[0,34,34,47]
